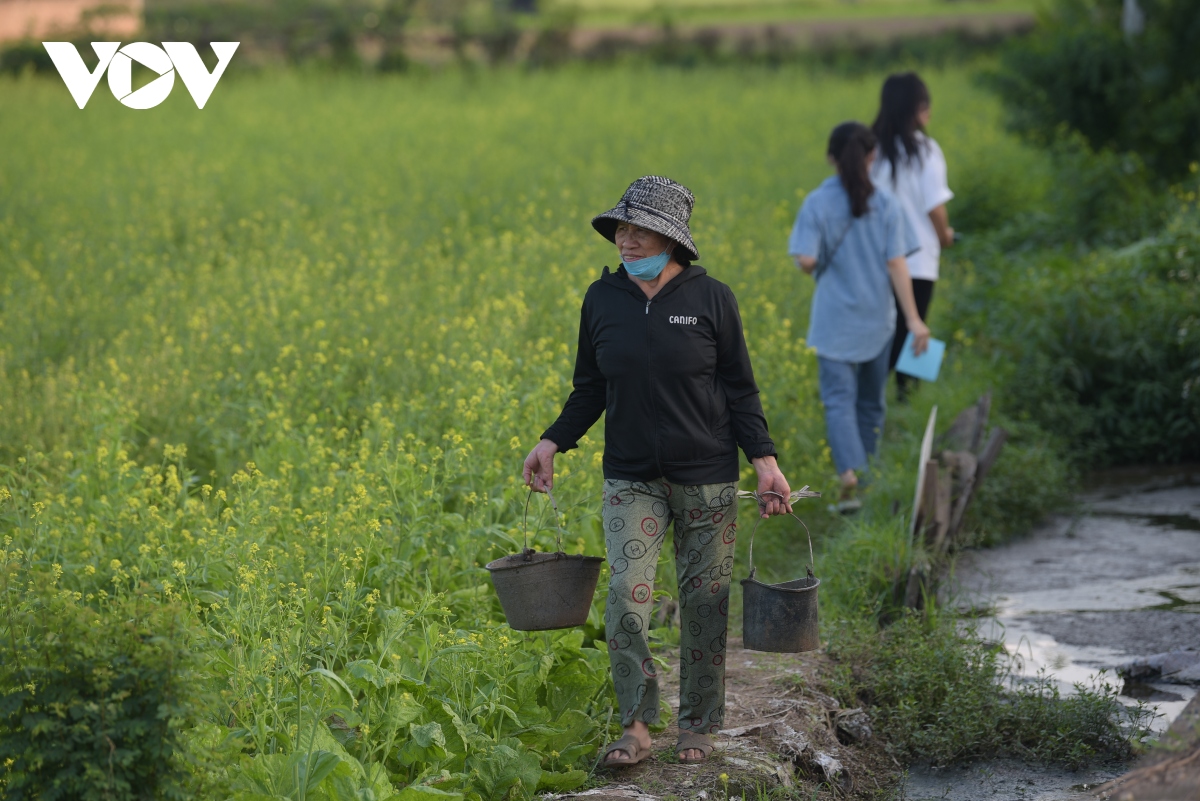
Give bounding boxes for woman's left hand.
[751,456,793,518]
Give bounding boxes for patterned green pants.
[602,478,737,733]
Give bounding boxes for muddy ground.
[900,760,1126,801]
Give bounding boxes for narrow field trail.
[552,643,899,801]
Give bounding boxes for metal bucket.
[486,488,603,631]
[739,503,821,653]
[742,568,820,652]
[486,550,604,631]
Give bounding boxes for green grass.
[826,613,1158,767]
[0,62,1075,798]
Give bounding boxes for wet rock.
[1175,663,1200,683]
[1117,648,1200,685]
[834,708,872,744]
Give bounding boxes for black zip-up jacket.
[542,264,777,485]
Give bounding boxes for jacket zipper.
[645,297,665,476]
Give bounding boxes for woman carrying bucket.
[522,175,794,767]
[789,123,929,512]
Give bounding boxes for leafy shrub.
[991,0,1200,181]
[143,0,418,68]
[1037,134,1171,246]
[0,573,197,801]
[826,613,1156,767]
[962,421,1076,546]
[948,198,1200,466]
[0,41,57,76]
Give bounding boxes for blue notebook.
[895,333,946,382]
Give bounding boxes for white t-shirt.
[870,133,953,281]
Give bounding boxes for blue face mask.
[622,246,672,281]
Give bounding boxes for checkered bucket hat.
[592,175,700,262]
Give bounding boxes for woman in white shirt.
[870,72,955,399]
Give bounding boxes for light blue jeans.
[817,339,892,475]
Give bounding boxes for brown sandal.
[602,733,652,767]
[675,730,714,763]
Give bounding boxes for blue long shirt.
[788,176,919,363]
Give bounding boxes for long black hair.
[828,122,878,218]
[871,72,931,180]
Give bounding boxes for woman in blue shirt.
[788,122,930,508]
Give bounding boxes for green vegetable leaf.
[412,721,446,749]
[384,693,424,730]
[347,659,388,690]
[536,769,587,793]
[309,667,355,702]
[391,785,464,801]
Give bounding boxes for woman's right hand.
[522,439,559,492]
[908,317,932,357]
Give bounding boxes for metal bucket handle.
[743,489,817,581]
[522,487,567,558]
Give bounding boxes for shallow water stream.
[902,466,1200,801]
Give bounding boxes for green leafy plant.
[0,568,198,801]
[826,612,1157,767]
[946,197,1200,467]
[992,0,1200,182]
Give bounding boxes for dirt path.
[569,11,1035,52]
[551,640,900,801]
[404,10,1034,65]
